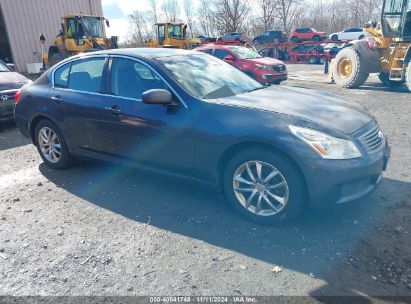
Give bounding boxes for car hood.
[212,85,373,135]
[0,72,29,91]
[245,57,284,66]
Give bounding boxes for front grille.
[359,124,384,153]
[271,65,286,72]
[0,91,16,102]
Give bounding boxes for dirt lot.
[0,65,410,299]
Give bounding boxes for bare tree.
[274,0,304,36]
[162,0,181,22]
[210,0,251,34]
[183,0,195,37]
[197,0,213,36]
[148,0,158,24]
[128,11,150,46]
[259,0,278,31]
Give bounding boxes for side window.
[110,58,168,100]
[199,49,213,55]
[68,58,105,93]
[54,63,71,88]
[214,49,231,60]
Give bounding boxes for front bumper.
[257,72,288,84]
[304,141,390,209]
[0,100,15,120]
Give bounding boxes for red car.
[195,45,287,85]
[290,28,326,42]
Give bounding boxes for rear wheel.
[331,34,338,41]
[49,52,64,67]
[313,35,321,41]
[290,36,298,43]
[359,35,365,39]
[223,149,306,225]
[332,47,369,88]
[378,71,404,87]
[308,56,317,64]
[319,56,328,64]
[35,120,74,169]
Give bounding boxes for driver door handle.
[104,105,122,115]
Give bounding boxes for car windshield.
[0,61,10,72]
[156,54,264,99]
[227,46,262,59]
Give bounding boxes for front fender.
[345,40,381,73]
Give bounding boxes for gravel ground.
[0,66,410,298]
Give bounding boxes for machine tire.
[378,71,404,87]
[331,34,338,41]
[406,64,411,92]
[308,56,317,64]
[49,52,64,67]
[332,46,369,88]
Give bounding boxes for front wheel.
[332,47,369,88]
[223,149,306,225]
[35,120,74,169]
[331,35,338,41]
[290,36,298,43]
[308,56,317,64]
[313,35,321,41]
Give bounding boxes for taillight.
[15,91,21,104]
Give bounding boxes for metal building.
[0,0,103,73]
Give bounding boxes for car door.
[49,56,108,155]
[99,56,195,173]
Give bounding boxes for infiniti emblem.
[377,131,384,139]
[1,95,9,101]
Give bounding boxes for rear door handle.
[104,106,122,115]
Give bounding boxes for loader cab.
[63,15,105,47]
[381,0,411,40]
[156,22,187,45]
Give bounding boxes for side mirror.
[224,55,235,62]
[142,89,173,105]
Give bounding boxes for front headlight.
[255,64,271,70]
[289,125,361,159]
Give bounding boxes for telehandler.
[43,14,118,68]
[332,0,411,90]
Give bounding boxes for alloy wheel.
[38,127,62,164]
[233,161,289,217]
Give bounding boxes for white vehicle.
[329,28,371,41]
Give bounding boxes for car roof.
[70,48,200,60]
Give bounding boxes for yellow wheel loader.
[43,15,118,68]
[332,0,411,90]
[146,22,201,49]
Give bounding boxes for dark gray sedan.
[14,49,390,225]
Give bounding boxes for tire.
[235,38,240,42]
[319,56,328,64]
[34,119,74,170]
[359,35,365,39]
[49,52,64,67]
[332,46,369,88]
[331,34,338,41]
[290,36,298,43]
[406,64,411,92]
[378,71,404,87]
[217,38,223,42]
[308,56,317,64]
[223,148,306,225]
[313,35,321,41]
